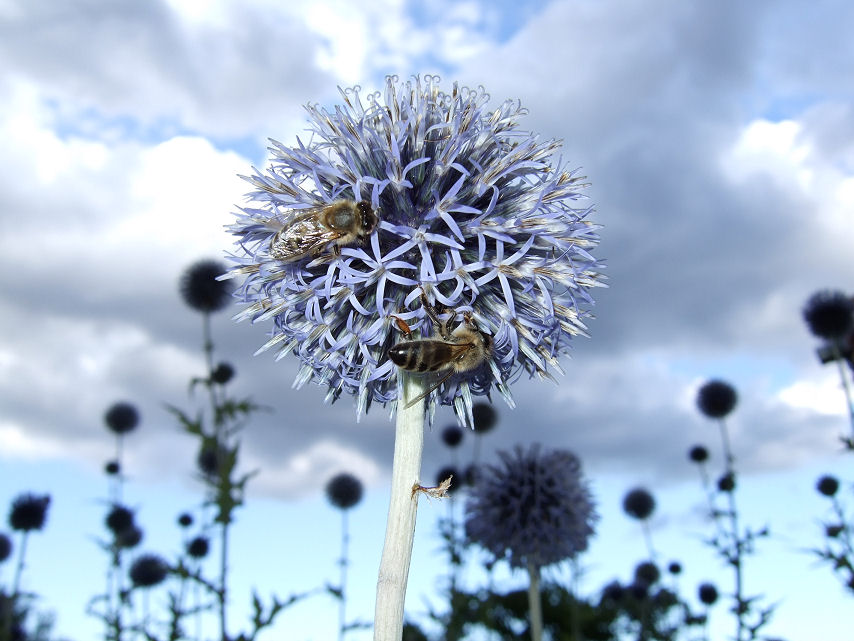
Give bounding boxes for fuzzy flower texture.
[465,444,597,570]
[226,76,604,424]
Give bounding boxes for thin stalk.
[718,418,744,641]
[338,509,351,641]
[526,561,543,641]
[219,522,229,640]
[11,531,29,598]
[831,344,854,438]
[373,372,426,641]
[641,519,656,560]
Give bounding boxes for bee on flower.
[225,75,604,426]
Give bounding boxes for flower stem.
[373,372,426,641]
[526,561,543,641]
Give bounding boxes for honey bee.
[388,292,493,408]
[269,199,378,263]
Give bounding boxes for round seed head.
[325,473,364,510]
[104,402,140,435]
[697,380,737,419]
[179,259,234,313]
[8,493,50,532]
[622,487,655,521]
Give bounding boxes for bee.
[388,292,493,408]
[269,199,378,263]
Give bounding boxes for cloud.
[1,0,852,501]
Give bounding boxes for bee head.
[357,201,378,235]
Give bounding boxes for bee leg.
[419,289,453,339]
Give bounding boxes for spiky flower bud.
[464,444,597,569]
[803,290,853,340]
[816,474,840,497]
[325,473,364,510]
[622,487,655,521]
[717,471,736,493]
[472,402,498,434]
[180,259,234,313]
[105,504,135,536]
[211,362,235,384]
[634,561,660,585]
[129,553,169,588]
[0,533,11,563]
[187,536,210,559]
[8,493,50,532]
[104,402,139,435]
[441,425,464,448]
[696,380,737,419]
[225,75,604,425]
[698,582,719,605]
[688,444,709,463]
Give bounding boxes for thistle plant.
[802,289,854,444]
[812,474,854,594]
[622,487,657,560]
[464,444,598,641]
[325,473,365,641]
[694,379,773,641]
[225,75,603,639]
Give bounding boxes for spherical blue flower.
[225,75,604,425]
[463,444,597,569]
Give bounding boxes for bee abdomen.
[388,341,453,372]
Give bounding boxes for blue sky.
[1,0,854,639]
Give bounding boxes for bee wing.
[403,369,457,410]
[402,342,474,409]
[270,210,343,262]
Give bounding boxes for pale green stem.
[373,372,426,641]
[526,561,543,641]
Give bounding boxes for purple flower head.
[463,444,597,570]
[225,75,604,425]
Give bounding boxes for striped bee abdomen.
[388,340,458,372]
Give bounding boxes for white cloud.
[777,376,850,417]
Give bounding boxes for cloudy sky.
[1,0,853,639]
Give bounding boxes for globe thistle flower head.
[211,362,235,384]
[187,535,210,559]
[717,471,736,493]
[696,379,737,419]
[464,444,597,569]
[104,402,139,435]
[634,561,660,585]
[825,524,844,538]
[105,504,135,536]
[180,259,234,313]
[104,460,121,476]
[816,474,840,497]
[622,487,655,521]
[688,444,709,464]
[441,424,464,448]
[129,553,169,588]
[117,525,143,549]
[472,402,498,434]
[8,493,50,532]
[667,561,682,575]
[697,582,719,606]
[601,580,624,604]
[177,512,194,528]
[325,473,364,510]
[803,290,853,340]
[225,75,604,425]
[0,533,11,563]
